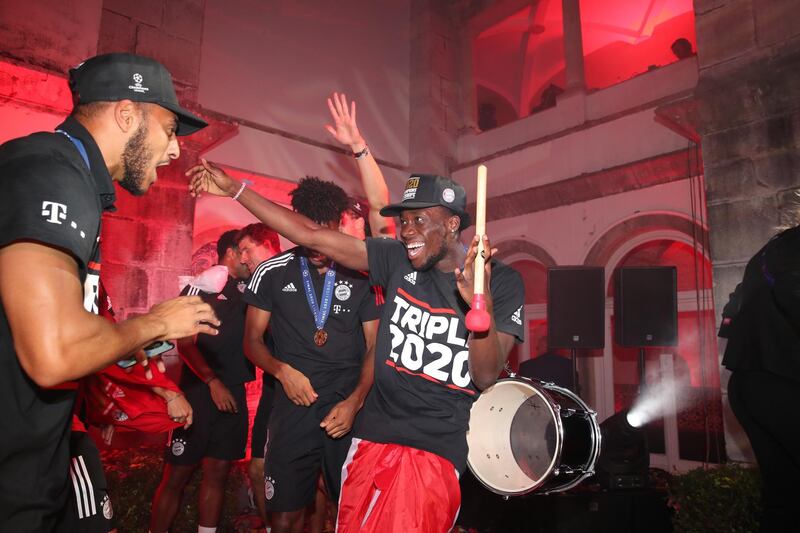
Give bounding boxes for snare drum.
[466,377,601,496]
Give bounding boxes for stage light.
[596,409,649,490]
[626,409,645,428]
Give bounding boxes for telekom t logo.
[41,201,67,224]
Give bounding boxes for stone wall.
[95,0,210,319]
[694,0,800,461]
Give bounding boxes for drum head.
[466,378,562,496]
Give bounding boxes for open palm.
[325,92,364,147]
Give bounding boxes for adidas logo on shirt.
[282,282,298,292]
[511,306,522,325]
[404,272,417,285]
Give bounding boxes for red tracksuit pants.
[336,438,461,532]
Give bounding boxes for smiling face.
[398,206,460,271]
[119,103,180,196]
[238,235,279,275]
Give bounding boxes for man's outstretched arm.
[324,92,395,238]
[0,242,219,388]
[188,160,369,271]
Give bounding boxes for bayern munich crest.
[171,438,186,456]
[264,478,275,500]
[335,282,352,301]
[102,494,114,520]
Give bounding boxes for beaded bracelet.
[232,182,247,201]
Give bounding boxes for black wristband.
[352,145,369,160]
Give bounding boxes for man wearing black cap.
[187,164,525,532]
[0,53,218,531]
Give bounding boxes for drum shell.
[466,377,600,497]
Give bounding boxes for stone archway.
[494,238,557,268]
[583,212,707,268]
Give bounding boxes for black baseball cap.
[68,53,208,136]
[380,174,471,230]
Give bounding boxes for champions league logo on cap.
[128,72,149,94]
[68,53,207,135]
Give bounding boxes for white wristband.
[232,182,247,201]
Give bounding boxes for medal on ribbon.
[299,256,336,347]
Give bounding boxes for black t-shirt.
[0,117,115,529]
[179,276,255,388]
[354,238,525,472]
[243,247,381,394]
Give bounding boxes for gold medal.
[314,329,328,347]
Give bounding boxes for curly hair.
[289,176,349,225]
[236,223,281,253]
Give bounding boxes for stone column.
[561,0,586,94]
[409,0,461,174]
[694,0,800,463]
[458,28,479,134]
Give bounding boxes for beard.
[118,121,153,196]
[417,240,448,272]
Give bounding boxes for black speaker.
[615,267,677,346]
[547,267,605,349]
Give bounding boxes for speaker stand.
[638,347,646,393]
[571,347,579,395]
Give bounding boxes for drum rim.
[534,382,603,494]
[466,376,566,497]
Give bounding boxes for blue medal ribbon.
[56,129,90,170]
[299,256,336,338]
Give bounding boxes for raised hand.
[186,158,240,198]
[276,364,318,407]
[149,295,221,340]
[319,397,360,438]
[324,92,365,150]
[455,234,496,307]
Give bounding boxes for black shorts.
[56,431,116,533]
[166,382,249,464]
[263,387,354,513]
[250,374,276,459]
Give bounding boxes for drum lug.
[561,408,577,418]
